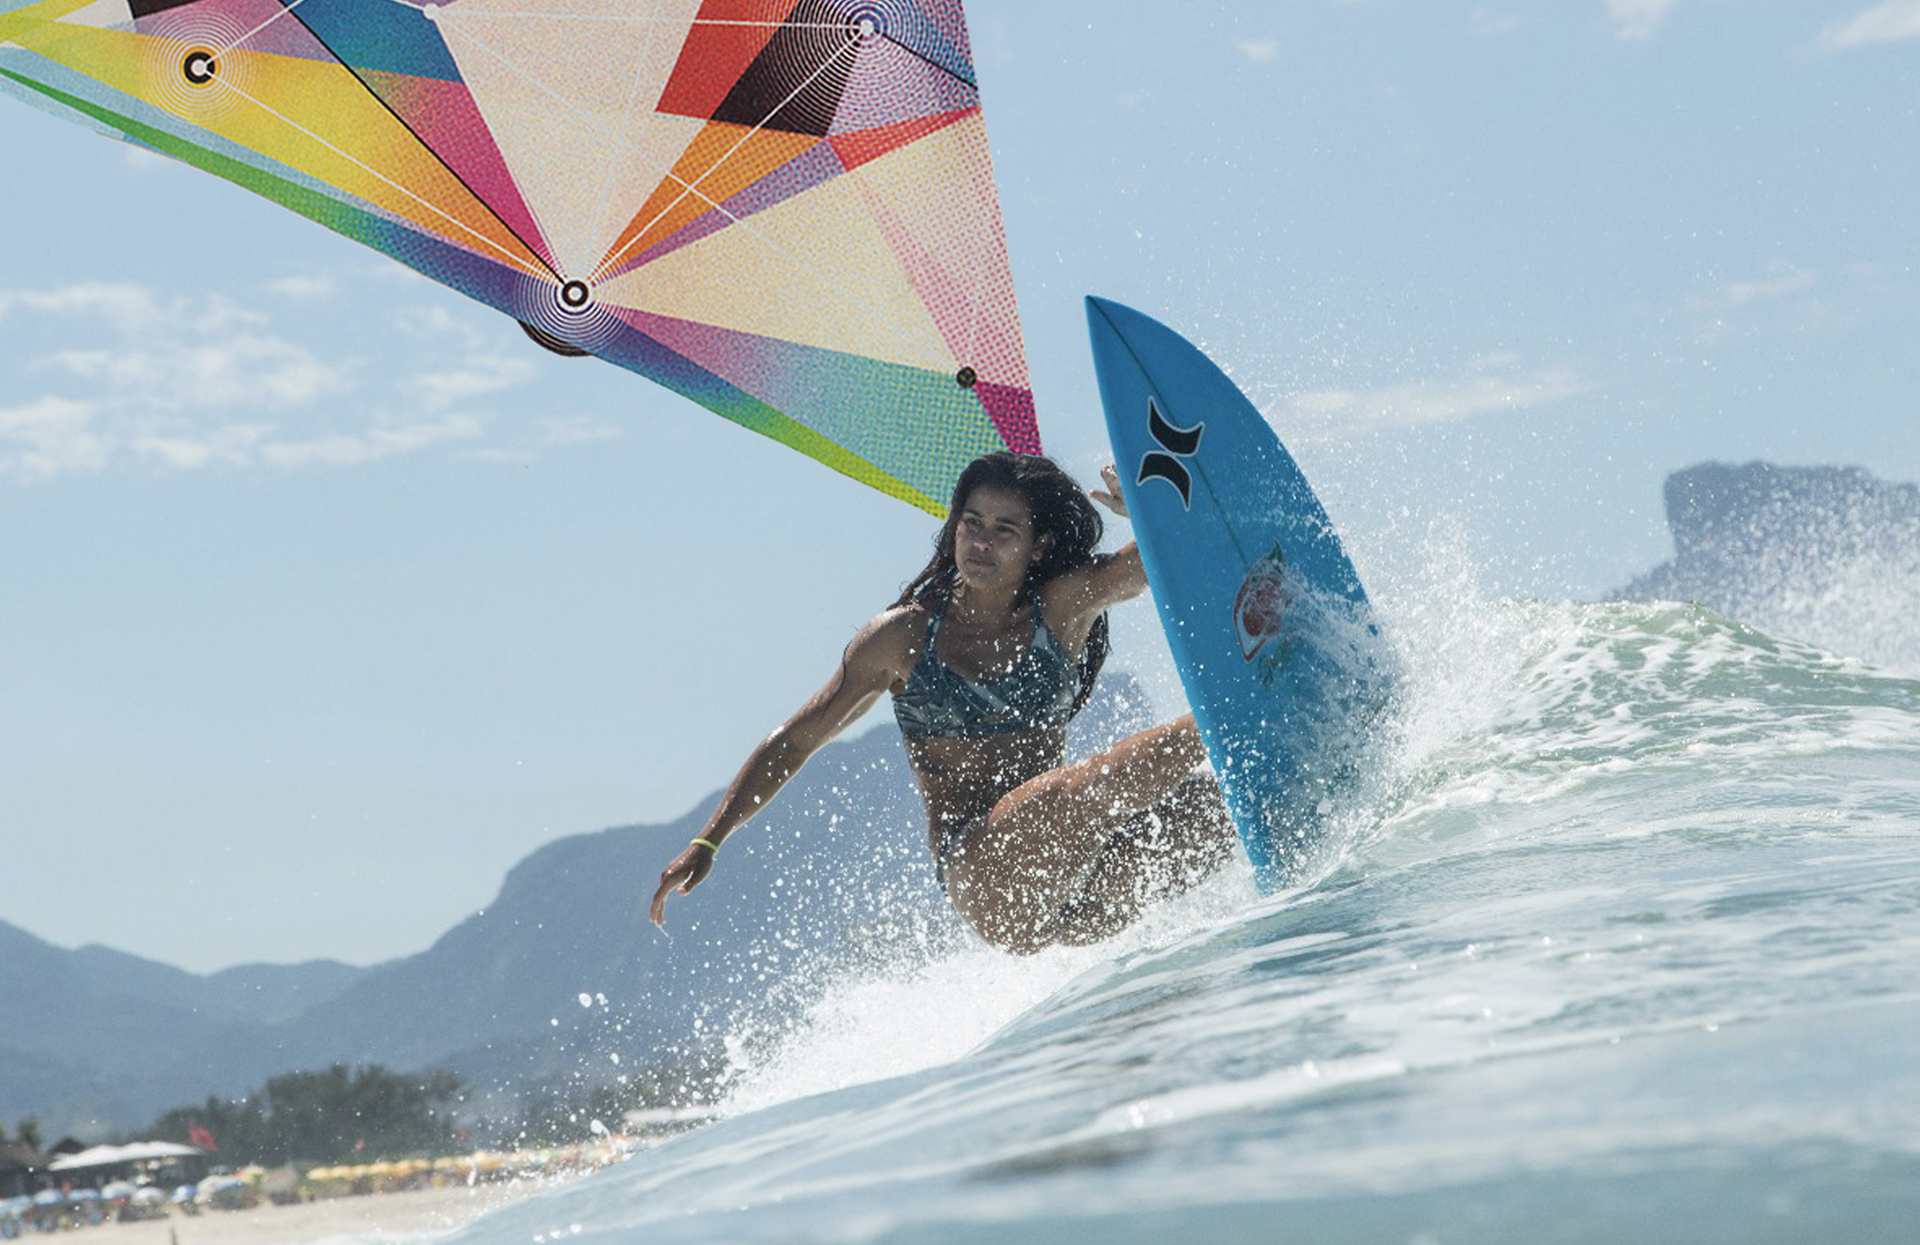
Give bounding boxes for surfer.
[649,452,1236,953]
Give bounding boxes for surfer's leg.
[1048,772,1238,947]
[942,715,1209,953]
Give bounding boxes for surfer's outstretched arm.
[648,611,913,926]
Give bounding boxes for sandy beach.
[64,1186,537,1245]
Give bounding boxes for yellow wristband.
[691,838,721,854]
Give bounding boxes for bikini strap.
[1029,585,1051,639]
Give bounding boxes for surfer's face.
[954,484,1046,587]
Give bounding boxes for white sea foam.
[435,569,1920,1245]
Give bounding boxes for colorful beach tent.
[0,0,1038,514]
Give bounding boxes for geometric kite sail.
[0,0,1039,514]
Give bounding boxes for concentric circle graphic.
[747,1,869,136]
[514,277,625,357]
[140,9,258,126]
[519,322,591,358]
[812,0,971,133]
[827,0,950,67]
[845,3,887,44]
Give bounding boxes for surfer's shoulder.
[870,601,930,638]
[844,603,928,681]
[1040,548,1145,619]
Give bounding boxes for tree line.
[130,1047,729,1167]
[146,1064,467,1167]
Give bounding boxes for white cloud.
[0,279,541,480]
[391,303,540,412]
[0,280,164,329]
[1266,354,1589,440]
[1606,0,1683,40]
[270,275,338,299]
[0,396,109,481]
[1235,38,1280,64]
[1678,261,1849,345]
[45,333,344,411]
[256,414,485,468]
[1689,262,1818,313]
[410,354,539,413]
[132,423,275,470]
[394,302,513,353]
[1819,0,1920,49]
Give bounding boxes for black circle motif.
[955,367,978,389]
[515,275,623,357]
[182,50,218,85]
[846,3,887,44]
[520,320,591,358]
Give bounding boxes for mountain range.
[0,676,1156,1139]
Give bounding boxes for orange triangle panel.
[599,121,819,276]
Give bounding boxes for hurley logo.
[1137,397,1205,508]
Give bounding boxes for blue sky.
[3,0,1916,973]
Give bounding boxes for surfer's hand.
[1092,463,1130,518]
[649,842,714,926]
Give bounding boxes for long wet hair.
[894,452,1111,716]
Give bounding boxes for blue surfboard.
[1087,297,1395,889]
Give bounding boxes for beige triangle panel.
[427,0,708,279]
[844,110,1031,391]
[595,162,956,374]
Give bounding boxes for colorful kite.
[0,0,1038,513]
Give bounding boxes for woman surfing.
[649,452,1236,954]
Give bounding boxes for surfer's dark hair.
[895,452,1111,716]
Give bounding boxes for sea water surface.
[424,569,1919,1244]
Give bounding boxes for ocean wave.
[431,583,1920,1244]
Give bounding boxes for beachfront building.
[0,1142,49,1200]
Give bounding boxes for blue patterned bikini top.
[892,592,1080,740]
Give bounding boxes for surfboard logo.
[1137,397,1205,508]
[1234,545,1295,663]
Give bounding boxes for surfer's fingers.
[650,858,695,922]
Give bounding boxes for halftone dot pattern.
[0,0,1038,513]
